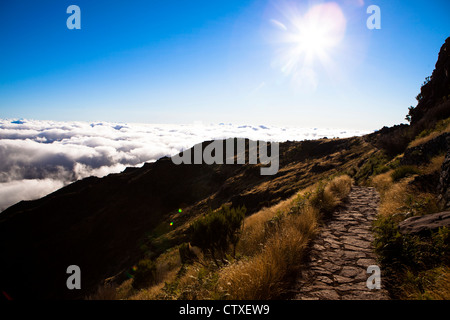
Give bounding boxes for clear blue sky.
[1,0,449,130]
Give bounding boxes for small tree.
[405,106,414,123]
[222,205,246,258]
[190,205,246,266]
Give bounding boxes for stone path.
[292,186,390,300]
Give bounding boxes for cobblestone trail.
[293,186,390,300]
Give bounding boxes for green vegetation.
[354,152,392,184]
[409,116,450,148]
[190,205,246,266]
[373,214,450,299]
[370,153,449,299]
[374,216,449,270]
[391,165,420,182]
[113,175,353,300]
[132,258,157,289]
[416,116,450,139]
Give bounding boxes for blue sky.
[1,0,449,130]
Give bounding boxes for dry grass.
[422,155,445,175]
[122,175,353,300]
[115,246,182,300]
[372,155,444,218]
[378,179,412,217]
[409,117,450,148]
[237,187,315,257]
[402,267,450,300]
[325,175,353,201]
[154,248,182,283]
[421,267,450,300]
[129,272,177,300]
[371,170,394,196]
[409,131,445,148]
[216,175,352,299]
[307,175,353,215]
[218,206,318,299]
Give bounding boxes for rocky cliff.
[409,37,450,131]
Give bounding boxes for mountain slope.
[0,137,374,299]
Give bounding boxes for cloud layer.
[0,119,370,211]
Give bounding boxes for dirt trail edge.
[292,186,390,300]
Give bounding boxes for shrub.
[391,166,420,182]
[308,176,352,215]
[326,175,353,200]
[371,171,394,196]
[373,213,450,298]
[222,205,247,258]
[309,182,338,214]
[374,218,450,270]
[133,258,157,289]
[354,152,390,184]
[190,205,246,266]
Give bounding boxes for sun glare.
[271,2,347,89]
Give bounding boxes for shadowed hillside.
[0,137,374,299]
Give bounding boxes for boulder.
[399,211,450,235]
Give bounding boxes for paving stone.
[341,238,371,248]
[333,275,354,283]
[340,266,363,278]
[343,244,363,251]
[316,276,334,285]
[343,251,366,259]
[356,258,377,268]
[313,289,341,300]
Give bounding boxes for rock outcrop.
[399,211,450,235]
[401,132,449,166]
[409,37,450,127]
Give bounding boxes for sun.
[296,23,331,58]
[297,3,346,56]
[271,2,347,88]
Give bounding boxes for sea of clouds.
[0,118,371,212]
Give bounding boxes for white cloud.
[0,179,65,212]
[0,118,371,212]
